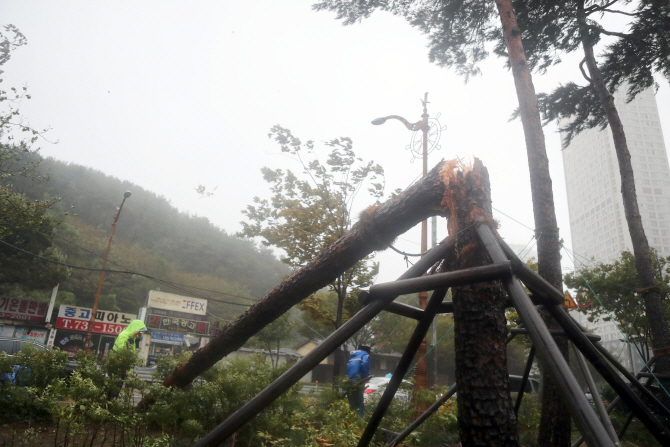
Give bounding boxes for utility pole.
[84,191,131,352]
[372,93,446,392]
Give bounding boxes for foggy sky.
[4,1,669,283]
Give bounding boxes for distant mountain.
[8,156,290,318]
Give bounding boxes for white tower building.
[562,86,667,372]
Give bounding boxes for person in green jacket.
[112,319,148,352]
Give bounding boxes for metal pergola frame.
[193,221,670,447]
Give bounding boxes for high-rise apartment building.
[562,86,667,372]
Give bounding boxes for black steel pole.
[476,222,617,447]
[192,239,453,447]
[574,347,619,444]
[545,304,670,444]
[514,346,536,415]
[499,233,670,442]
[356,287,448,447]
[591,341,670,419]
[386,333,517,447]
[368,262,512,298]
[571,357,658,447]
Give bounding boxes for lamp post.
[84,191,131,352]
[372,93,441,391]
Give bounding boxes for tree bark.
[332,288,345,382]
[493,1,570,446]
[448,158,519,447]
[151,162,450,394]
[577,0,670,375]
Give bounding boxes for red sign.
[56,317,128,335]
[55,306,136,335]
[0,297,48,322]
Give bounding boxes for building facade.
[561,86,667,372]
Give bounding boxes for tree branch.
[585,0,617,15]
[586,24,630,39]
[579,58,592,83]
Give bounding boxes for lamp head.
[124,191,132,198]
[371,117,387,125]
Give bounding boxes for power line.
[52,233,262,302]
[0,239,254,308]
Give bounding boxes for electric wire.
[51,233,263,302]
[0,239,254,308]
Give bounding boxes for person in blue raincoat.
[347,345,371,416]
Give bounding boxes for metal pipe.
[499,233,670,442]
[571,357,657,447]
[545,304,670,444]
[385,333,517,447]
[356,287,448,447]
[574,347,620,444]
[368,261,512,298]
[510,327,601,342]
[193,238,454,447]
[476,223,617,447]
[514,346,536,415]
[616,412,635,442]
[386,383,457,447]
[591,341,670,419]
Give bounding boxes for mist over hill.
[8,156,290,318]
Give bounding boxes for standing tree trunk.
[493,1,570,446]
[448,158,519,447]
[333,286,345,382]
[577,0,670,375]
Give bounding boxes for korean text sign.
[0,297,48,322]
[146,290,207,316]
[56,306,137,335]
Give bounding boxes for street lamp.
[371,93,445,391]
[84,191,132,352]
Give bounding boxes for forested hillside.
[5,156,290,319]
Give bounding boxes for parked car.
[363,377,412,402]
[0,336,78,377]
[0,336,49,355]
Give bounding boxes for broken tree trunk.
[446,158,519,447]
[150,161,450,395]
[493,2,570,446]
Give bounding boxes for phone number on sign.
[56,318,127,334]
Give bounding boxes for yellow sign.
[564,291,578,309]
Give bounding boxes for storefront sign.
[0,297,48,322]
[15,327,48,344]
[147,291,207,316]
[151,330,184,345]
[56,306,136,335]
[146,314,210,335]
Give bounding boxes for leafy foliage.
[564,250,670,360]
[0,25,69,293]
[239,126,384,350]
[511,0,670,145]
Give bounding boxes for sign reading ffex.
[146,290,207,316]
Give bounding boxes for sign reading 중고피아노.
[56,306,137,335]
[146,290,207,316]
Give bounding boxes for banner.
[15,327,48,344]
[147,290,207,316]
[146,314,210,335]
[56,306,137,335]
[151,330,184,345]
[0,297,48,322]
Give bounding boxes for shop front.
[0,296,50,344]
[53,305,136,356]
[139,291,211,365]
